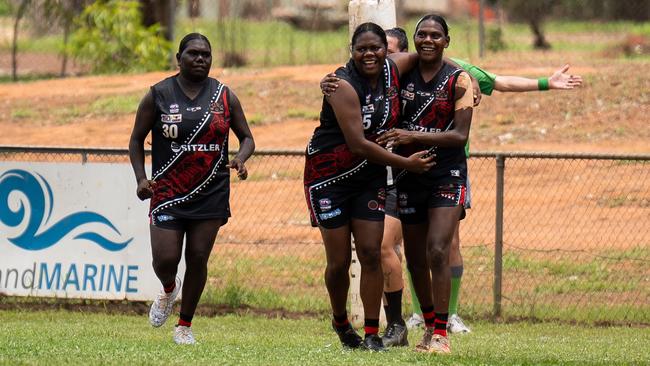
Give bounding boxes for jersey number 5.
[362,114,372,130]
[162,124,178,138]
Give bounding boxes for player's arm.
[128,90,156,200]
[227,91,256,180]
[388,52,418,77]
[328,80,433,173]
[446,57,493,105]
[494,64,583,92]
[320,51,421,96]
[377,72,473,148]
[320,72,339,96]
[322,51,419,96]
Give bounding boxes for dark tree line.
[9,0,175,80]
[494,0,649,49]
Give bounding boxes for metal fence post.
[168,0,176,69]
[478,0,485,58]
[493,154,505,318]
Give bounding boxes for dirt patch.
[0,61,647,154]
[0,61,647,254]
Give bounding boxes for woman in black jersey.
[128,33,255,345]
[304,22,434,351]
[377,14,473,355]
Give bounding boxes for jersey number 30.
[162,124,178,138]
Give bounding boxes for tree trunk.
[139,0,156,27]
[60,16,71,77]
[139,0,173,41]
[529,19,551,50]
[12,0,31,81]
[188,0,200,18]
[395,0,405,27]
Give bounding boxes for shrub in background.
[486,27,507,52]
[68,0,172,74]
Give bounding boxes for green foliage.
[89,94,140,114]
[11,108,36,119]
[68,0,172,74]
[486,27,507,52]
[8,93,140,124]
[0,0,11,16]
[286,108,320,120]
[176,18,349,67]
[246,113,264,125]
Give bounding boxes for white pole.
[347,0,396,329]
[348,0,397,41]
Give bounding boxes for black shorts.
[385,185,399,219]
[389,182,466,220]
[150,212,229,231]
[459,174,472,221]
[464,174,472,209]
[397,179,466,225]
[305,180,386,229]
[150,184,231,231]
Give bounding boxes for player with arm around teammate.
[376,14,473,354]
[323,25,583,337]
[304,22,434,351]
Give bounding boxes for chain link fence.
[1,146,648,325]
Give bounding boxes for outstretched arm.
[494,64,583,92]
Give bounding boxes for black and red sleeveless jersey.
[149,76,231,217]
[395,62,467,185]
[304,58,400,187]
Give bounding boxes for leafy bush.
[486,27,507,52]
[0,0,11,16]
[68,0,172,74]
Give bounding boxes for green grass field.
[1,310,649,365]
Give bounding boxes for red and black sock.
[434,312,449,337]
[421,305,435,328]
[364,318,379,337]
[163,281,176,294]
[384,289,405,325]
[332,312,350,331]
[178,313,193,327]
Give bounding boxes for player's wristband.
[538,77,549,91]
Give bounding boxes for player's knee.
[325,259,350,279]
[185,251,210,268]
[427,240,449,267]
[380,242,396,258]
[356,246,381,271]
[152,254,178,274]
[450,233,460,250]
[406,260,427,275]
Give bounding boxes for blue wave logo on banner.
[0,169,132,251]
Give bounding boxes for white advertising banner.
[0,162,169,301]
